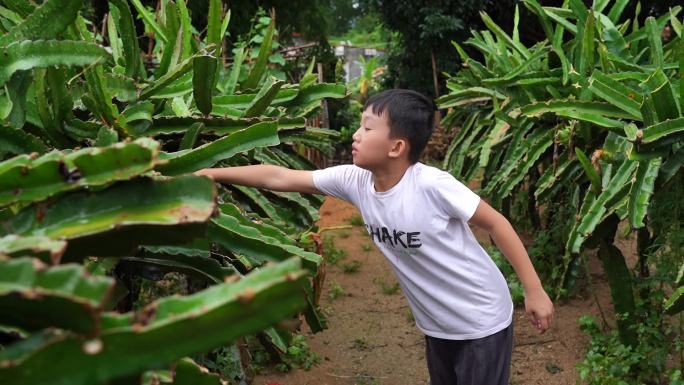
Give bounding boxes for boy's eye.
[363,127,370,131]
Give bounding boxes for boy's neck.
[371,160,414,193]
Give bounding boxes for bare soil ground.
[254,197,617,385]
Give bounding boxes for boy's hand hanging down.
[468,198,555,334]
[524,285,554,333]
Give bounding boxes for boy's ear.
[388,138,409,160]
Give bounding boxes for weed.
[275,333,321,372]
[361,243,373,252]
[406,308,414,323]
[329,281,345,300]
[373,277,400,295]
[340,260,362,273]
[347,214,364,226]
[322,235,347,265]
[352,337,369,351]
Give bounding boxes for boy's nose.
[352,128,361,141]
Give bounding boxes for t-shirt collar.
[371,162,419,198]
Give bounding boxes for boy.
[195,89,554,385]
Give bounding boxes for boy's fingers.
[528,311,551,333]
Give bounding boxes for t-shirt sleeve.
[427,170,481,221]
[311,165,361,205]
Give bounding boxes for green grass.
[340,260,362,273]
[361,242,373,252]
[328,281,344,300]
[347,214,364,226]
[352,337,369,351]
[374,277,400,295]
[322,235,347,265]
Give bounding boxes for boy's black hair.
[363,89,435,163]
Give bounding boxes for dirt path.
[254,197,614,385]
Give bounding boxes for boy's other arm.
[193,165,323,195]
[468,198,554,334]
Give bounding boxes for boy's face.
[352,108,405,169]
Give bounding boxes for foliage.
[437,0,683,309]
[340,260,362,273]
[322,234,348,265]
[437,0,684,379]
[371,0,516,98]
[328,281,345,300]
[347,213,365,226]
[275,333,321,372]
[576,286,683,385]
[0,0,347,383]
[374,276,400,295]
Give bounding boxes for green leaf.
[606,0,629,24]
[129,0,168,44]
[146,116,271,137]
[139,54,195,100]
[0,235,66,264]
[0,175,216,261]
[639,117,684,144]
[156,121,279,176]
[0,0,82,47]
[242,17,275,90]
[0,138,161,207]
[494,128,554,201]
[664,285,684,315]
[0,258,308,385]
[94,126,118,147]
[522,99,638,120]
[118,249,234,285]
[173,357,223,385]
[109,0,142,80]
[0,125,48,155]
[288,83,347,109]
[192,55,218,116]
[588,70,643,119]
[627,157,660,229]
[157,1,180,77]
[0,257,115,335]
[640,68,680,122]
[243,77,285,117]
[106,8,123,66]
[479,11,530,59]
[176,0,192,61]
[0,40,109,86]
[206,0,222,56]
[84,65,128,137]
[481,121,534,195]
[209,213,320,271]
[213,88,298,111]
[575,148,602,194]
[577,9,596,76]
[223,46,244,95]
[680,39,684,114]
[644,17,664,67]
[179,122,203,151]
[571,160,637,253]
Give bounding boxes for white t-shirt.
[312,162,514,340]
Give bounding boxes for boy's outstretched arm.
[193,165,322,195]
[468,198,554,333]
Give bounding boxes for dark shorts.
[424,320,514,385]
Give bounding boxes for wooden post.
[317,62,330,129]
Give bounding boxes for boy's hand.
[193,168,215,180]
[524,287,554,333]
